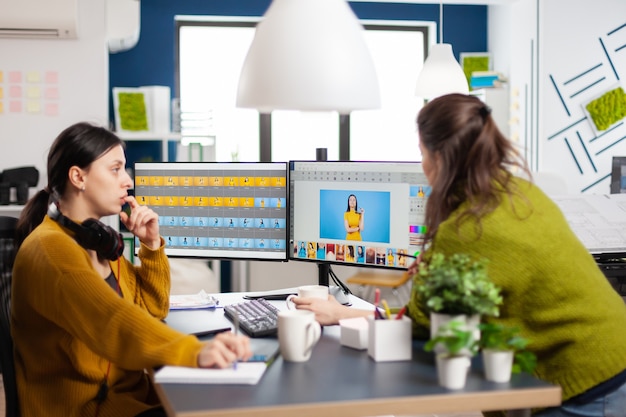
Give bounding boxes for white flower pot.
[436,355,471,389]
[430,312,481,355]
[482,349,514,383]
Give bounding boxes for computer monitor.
[134,162,289,261]
[288,160,430,285]
[610,156,626,194]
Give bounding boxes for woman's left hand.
[119,196,161,249]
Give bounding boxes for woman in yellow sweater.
[344,193,364,240]
[12,122,252,417]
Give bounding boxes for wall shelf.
[115,132,182,161]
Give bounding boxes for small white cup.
[286,285,329,310]
[278,310,322,362]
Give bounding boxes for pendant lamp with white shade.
[415,2,469,100]
[236,0,381,114]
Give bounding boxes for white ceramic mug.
[286,285,329,310]
[278,310,322,362]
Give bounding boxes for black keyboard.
[223,298,280,337]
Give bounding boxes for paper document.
[169,290,219,310]
[154,363,267,385]
[551,194,626,253]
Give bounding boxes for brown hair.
[417,93,529,244]
[15,122,124,247]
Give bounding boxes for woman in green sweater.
[12,122,252,417]
[292,94,626,416]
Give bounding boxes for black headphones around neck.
[47,203,124,261]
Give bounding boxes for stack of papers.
[154,362,268,385]
[169,290,218,310]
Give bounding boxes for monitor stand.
[318,263,330,286]
[318,263,352,305]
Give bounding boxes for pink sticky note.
[45,71,59,84]
[8,71,22,83]
[9,101,22,113]
[45,87,59,99]
[9,85,22,98]
[45,103,59,116]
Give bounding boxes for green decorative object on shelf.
[118,92,149,131]
[460,53,491,88]
[585,86,626,132]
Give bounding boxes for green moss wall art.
[118,92,149,131]
[585,86,626,132]
[460,53,491,88]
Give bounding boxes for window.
[177,17,432,163]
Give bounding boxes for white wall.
[0,0,108,191]
[491,0,626,194]
[538,0,626,194]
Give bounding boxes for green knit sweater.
[12,216,204,417]
[407,177,626,403]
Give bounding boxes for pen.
[192,327,231,338]
[233,314,239,370]
[398,251,420,259]
[381,299,392,320]
[395,306,407,320]
[374,288,382,320]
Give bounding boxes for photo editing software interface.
[134,162,288,260]
[289,161,430,270]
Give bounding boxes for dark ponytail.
[15,189,52,247]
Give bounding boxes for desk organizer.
[339,317,368,350]
[367,316,412,362]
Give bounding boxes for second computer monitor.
[134,162,288,261]
[289,160,430,270]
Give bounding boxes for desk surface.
[157,292,561,417]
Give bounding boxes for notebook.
[154,362,268,385]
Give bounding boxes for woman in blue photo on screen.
[344,194,364,240]
[292,94,626,417]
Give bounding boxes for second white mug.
[286,285,329,310]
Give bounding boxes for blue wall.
[109,1,486,164]
[109,0,487,120]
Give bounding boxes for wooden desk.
[157,293,561,417]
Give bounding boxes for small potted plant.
[424,319,477,389]
[477,322,537,383]
[415,252,503,350]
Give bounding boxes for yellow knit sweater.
[12,216,204,417]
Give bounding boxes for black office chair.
[0,216,19,417]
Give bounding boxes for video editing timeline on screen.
[288,160,430,270]
[133,162,288,261]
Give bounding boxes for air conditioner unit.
[0,0,78,39]
[107,0,141,53]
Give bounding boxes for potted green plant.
[415,252,503,351]
[424,319,477,389]
[477,322,537,382]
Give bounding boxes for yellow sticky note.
[26,100,41,113]
[0,102,4,114]
[0,71,3,83]
[26,71,41,83]
[0,87,3,99]
[26,86,41,99]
